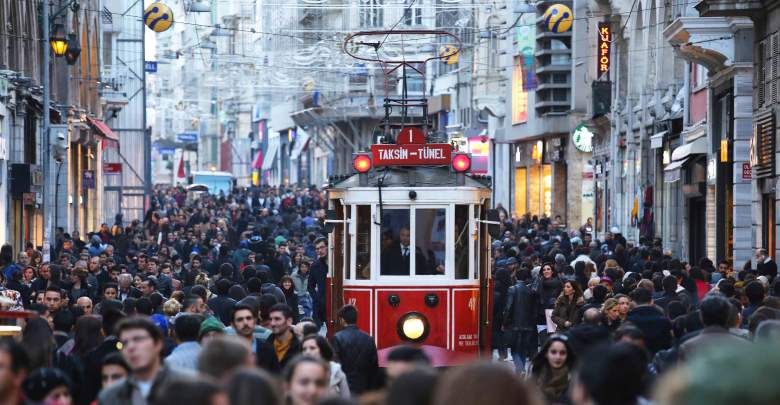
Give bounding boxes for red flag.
[177,154,186,178]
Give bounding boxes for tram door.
[327,199,346,335]
[477,201,493,353]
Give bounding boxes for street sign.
[103,163,122,175]
[177,132,198,143]
[371,143,452,167]
[742,162,752,180]
[144,61,158,73]
[157,147,176,155]
[83,170,95,189]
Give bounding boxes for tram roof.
[329,166,491,189]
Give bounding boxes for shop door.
[689,197,706,263]
[763,194,775,259]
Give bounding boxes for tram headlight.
[397,312,429,342]
[452,153,471,173]
[353,153,372,173]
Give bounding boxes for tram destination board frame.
[371,143,452,166]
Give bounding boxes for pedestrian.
[227,368,282,405]
[283,356,330,405]
[302,334,350,398]
[266,303,302,368]
[22,368,74,405]
[97,317,188,405]
[229,304,280,373]
[530,335,577,405]
[331,305,379,395]
[551,280,585,332]
[433,362,541,405]
[503,268,538,373]
[165,313,204,371]
[625,287,672,354]
[151,377,228,405]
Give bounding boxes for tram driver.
[381,226,443,276]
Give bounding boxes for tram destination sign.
[371,143,452,166]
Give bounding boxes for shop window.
[455,205,469,279]
[515,168,527,216]
[356,205,371,279]
[345,205,352,280]
[415,209,446,275]
[380,209,411,276]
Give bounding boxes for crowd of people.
[0,185,777,405]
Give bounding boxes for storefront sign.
[707,158,717,183]
[176,132,198,143]
[157,147,175,155]
[512,56,529,124]
[82,170,95,189]
[597,22,611,77]
[144,61,158,73]
[742,162,752,180]
[103,163,122,175]
[371,144,452,166]
[720,139,729,162]
[572,125,594,152]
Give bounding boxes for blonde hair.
[163,299,182,317]
[602,298,619,314]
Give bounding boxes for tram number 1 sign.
[371,143,452,166]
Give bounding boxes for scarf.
[539,365,570,402]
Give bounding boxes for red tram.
[324,137,498,366]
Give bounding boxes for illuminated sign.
[572,124,594,152]
[597,22,611,78]
[512,56,528,124]
[371,144,452,166]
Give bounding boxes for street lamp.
[65,33,81,65]
[50,24,68,57]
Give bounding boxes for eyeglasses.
[119,335,152,348]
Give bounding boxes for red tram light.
[452,153,471,172]
[353,154,372,173]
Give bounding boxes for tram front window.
[415,209,446,275]
[380,209,411,276]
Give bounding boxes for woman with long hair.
[536,263,563,336]
[55,315,105,405]
[551,280,585,332]
[22,317,56,370]
[301,334,350,398]
[601,298,621,333]
[530,335,577,404]
[279,275,299,323]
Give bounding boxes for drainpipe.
[683,62,690,128]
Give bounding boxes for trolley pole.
[42,0,54,261]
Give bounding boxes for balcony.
[695,0,766,18]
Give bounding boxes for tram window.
[356,205,371,280]
[455,205,469,279]
[380,209,411,276]
[415,209,446,276]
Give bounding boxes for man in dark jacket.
[502,269,538,373]
[625,287,672,354]
[208,279,237,325]
[266,303,301,368]
[566,307,610,356]
[230,304,280,373]
[332,305,379,395]
[308,238,328,327]
[98,317,188,405]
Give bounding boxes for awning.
[87,117,119,148]
[290,128,310,160]
[671,137,707,161]
[650,131,667,149]
[251,150,263,169]
[261,137,279,171]
[664,157,689,183]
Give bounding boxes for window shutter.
[758,39,766,109]
[754,111,775,179]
